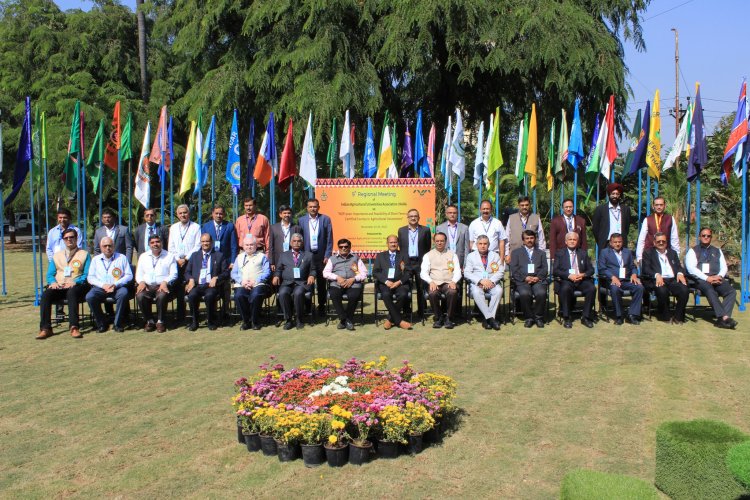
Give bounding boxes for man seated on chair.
[272,233,317,330]
[185,233,230,331]
[553,232,595,329]
[372,235,412,331]
[135,234,178,333]
[420,232,461,329]
[37,228,91,340]
[597,232,643,326]
[641,231,689,324]
[464,235,504,331]
[323,238,367,331]
[86,236,133,333]
[510,229,548,328]
[685,227,737,329]
[231,234,271,331]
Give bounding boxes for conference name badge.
[112,268,122,279]
[387,268,395,279]
[701,263,710,274]
[527,263,535,274]
[619,267,626,279]
[293,268,301,279]
[490,262,499,273]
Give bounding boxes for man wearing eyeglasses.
[685,228,737,329]
[323,239,367,331]
[86,236,133,333]
[37,228,91,339]
[641,231,689,324]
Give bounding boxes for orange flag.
[149,105,170,171]
[103,101,120,172]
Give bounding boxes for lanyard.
[521,215,528,230]
[246,215,256,232]
[215,223,223,239]
[615,251,623,267]
[389,253,396,268]
[102,256,113,275]
[481,217,493,234]
[150,254,160,270]
[179,223,190,242]
[610,206,621,222]
[202,252,210,269]
[448,224,458,244]
[481,254,488,269]
[526,248,534,262]
[566,217,574,232]
[282,224,290,241]
[655,214,663,231]
[65,249,78,264]
[242,254,249,268]
[310,217,319,234]
[409,228,418,245]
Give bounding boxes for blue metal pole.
[98,163,103,228]
[29,159,40,305]
[43,158,49,236]
[127,160,132,230]
[233,191,238,222]
[495,170,500,218]
[160,157,165,226]
[695,177,701,305]
[457,176,462,221]
[198,191,202,226]
[532,187,536,214]
[117,155,122,225]
[740,156,747,310]
[654,179,659,198]
[211,161,215,206]
[251,178,256,198]
[573,169,578,215]
[169,162,174,224]
[685,181,691,252]
[289,183,293,212]
[81,164,87,245]
[646,175,652,216]
[638,169,643,229]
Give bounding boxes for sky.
[56,0,745,146]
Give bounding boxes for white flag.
[300,112,317,186]
[597,103,611,181]
[473,121,485,189]
[378,125,398,179]
[339,109,355,178]
[134,122,152,208]
[449,109,465,181]
[514,119,525,179]
[663,104,691,172]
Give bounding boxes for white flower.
[334,376,349,386]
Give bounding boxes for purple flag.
[5,97,33,206]
[400,122,414,177]
[688,88,706,182]
[626,100,651,177]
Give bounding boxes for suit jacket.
[598,246,638,281]
[552,248,594,281]
[94,225,134,262]
[549,215,587,256]
[464,250,504,286]
[274,250,317,286]
[184,248,230,285]
[397,225,432,265]
[641,247,685,286]
[298,214,334,260]
[134,223,169,257]
[269,222,301,268]
[510,246,548,285]
[372,250,411,286]
[592,202,632,250]
[435,222,471,267]
[201,220,238,264]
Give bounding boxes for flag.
[391,120,397,168]
[300,112,317,185]
[440,116,452,193]
[486,108,504,194]
[622,109,642,176]
[178,121,197,196]
[400,122,414,178]
[555,109,568,179]
[426,123,436,178]
[600,95,617,181]
[86,119,106,193]
[546,118,555,191]
[197,114,216,194]
[473,121,485,189]
[482,113,493,188]
[688,85,707,182]
[339,110,355,178]
[362,117,377,178]
[377,111,389,166]
[167,115,173,170]
[32,107,41,184]
[414,110,428,177]
[524,104,538,189]
[62,101,81,192]
[585,113,603,188]
[278,118,296,191]
[514,117,526,184]
[326,117,337,178]
[149,105,169,170]
[722,80,748,180]
[625,101,651,177]
[119,112,132,162]
[4,96,32,206]
[253,113,276,187]
[663,102,692,172]
[246,118,255,190]
[103,101,120,172]
[377,124,398,178]
[41,111,46,162]
[193,113,205,196]
[646,89,662,179]
[449,110,465,181]
[226,110,241,193]
[134,122,152,208]
[567,99,584,169]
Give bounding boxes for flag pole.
[81,163,87,245]
[128,159,132,230]
[160,157,165,226]
[685,179,691,251]
[211,159,215,206]
[98,162,103,227]
[646,175,652,216]
[694,177,700,239]
[198,190,202,225]
[117,155,122,225]
[169,159,174,224]
[495,170,500,218]
[638,169,643,228]
[29,157,40,305]
[532,186,537,214]
[0,116,6,296]
[739,155,747,310]
[457,176,461,221]
[573,169,578,215]
[43,157,49,237]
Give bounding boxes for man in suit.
[272,233,317,330]
[93,208,133,263]
[552,232,595,328]
[549,198,587,257]
[592,183,632,250]
[298,198,333,314]
[231,234,271,330]
[636,196,681,262]
[398,208,433,320]
[372,235,412,330]
[504,195,546,261]
[322,238,367,331]
[510,230,548,328]
[268,204,300,271]
[133,208,168,258]
[598,232,643,325]
[436,204,470,267]
[86,236,133,333]
[202,204,238,266]
[464,235,504,330]
[184,233,230,331]
[420,232,462,329]
[641,231,689,324]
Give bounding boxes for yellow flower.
[331,420,345,430]
[328,435,338,444]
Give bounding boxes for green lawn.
[1,250,749,498]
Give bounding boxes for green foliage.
[559,469,659,500]
[727,440,750,490]
[655,419,749,500]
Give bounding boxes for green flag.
[32,107,42,184]
[485,108,504,201]
[87,119,106,193]
[555,109,568,179]
[326,117,337,178]
[119,112,132,162]
[63,101,81,192]
[516,113,529,184]
[546,118,555,192]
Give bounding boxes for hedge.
[727,440,750,490]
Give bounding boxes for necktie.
[567,217,573,232]
[389,253,395,268]
[293,252,299,266]
[481,255,488,267]
[570,251,579,273]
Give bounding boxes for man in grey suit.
[133,208,169,258]
[510,230,548,328]
[435,204,470,267]
[94,208,133,263]
[268,204,301,271]
[464,235,504,330]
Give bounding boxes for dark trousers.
[377,283,409,324]
[187,284,222,326]
[649,279,689,321]
[609,281,644,318]
[174,263,187,316]
[234,284,270,325]
[311,253,327,307]
[516,281,547,321]
[427,283,459,320]
[328,285,363,323]
[136,285,172,324]
[278,282,313,322]
[695,279,736,319]
[86,285,130,328]
[40,284,88,330]
[407,259,426,317]
[557,279,595,320]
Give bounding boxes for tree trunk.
[136,0,149,102]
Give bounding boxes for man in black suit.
[298,198,333,313]
[397,208,432,319]
[552,232,595,328]
[591,183,632,250]
[372,235,412,330]
[93,208,133,262]
[184,233,230,331]
[641,231,689,324]
[133,208,169,258]
[272,233,317,330]
[510,230,548,328]
[269,204,301,272]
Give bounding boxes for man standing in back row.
[398,208,432,320]
[636,196,680,263]
[504,195,546,261]
[592,183,632,250]
[436,204,471,268]
[235,197,270,254]
[299,198,334,313]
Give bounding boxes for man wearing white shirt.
[421,232,462,329]
[136,235,178,332]
[86,236,133,333]
[468,200,506,259]
[46,207,85,262]
[641,232,689,324]
[636,197,680,262]
[168,204,201,318]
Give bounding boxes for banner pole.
[117,155,122,225]
[29,159,40,305]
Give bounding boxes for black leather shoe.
[114,326,125,333]
[444,319,455,329]
[208,324,218,331]
[490,318,501,331]
[283,321,294,330]
[345,320,355,331]
[563,319,572,329]
[296,321,304,330]
[240,322,251,331]
[716,318,734,329]
[97,325,107,333]
[252,322,262,331]
[337,321,347,330]
[524,319,534,328]
[582,318,594,328]
[188,323,198,332]
[614,317,624,325]
[727,318,738,328]
[433,317,444,329]
[535,319,545,328]
[482,320,490,330]
[627,315,640,326]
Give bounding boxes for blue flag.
[567,99,584,169]
[206,115,217,162]
[266,112,276,172]
[363,118,377,178]
[414,110,428,177]
[5,97,32,206]
[688,87,706,182]
[626,100,651,177]
[226,109,241,193]
[246,117,255,190]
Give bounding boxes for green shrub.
[560,469,659,500]
[655,420,749,499]
[727,440,750,490]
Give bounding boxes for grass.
[727,440,750,490]
[1,249,750,498]
[559,469,660,499]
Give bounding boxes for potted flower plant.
[298,413,329,467]
[324,405,351,467]
[254,406,280,456]
[273,408,304,462]
[377,405,409,458]
[403,402,435,455]
[349,403,378,466]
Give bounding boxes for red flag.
[103,101,120,172]
[149,106,170,171]
[278,118,296,191]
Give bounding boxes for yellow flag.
[524,103,538,188]
[179,121,197,196]
[646,89,662,179]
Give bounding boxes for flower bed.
[232,356,458,466]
